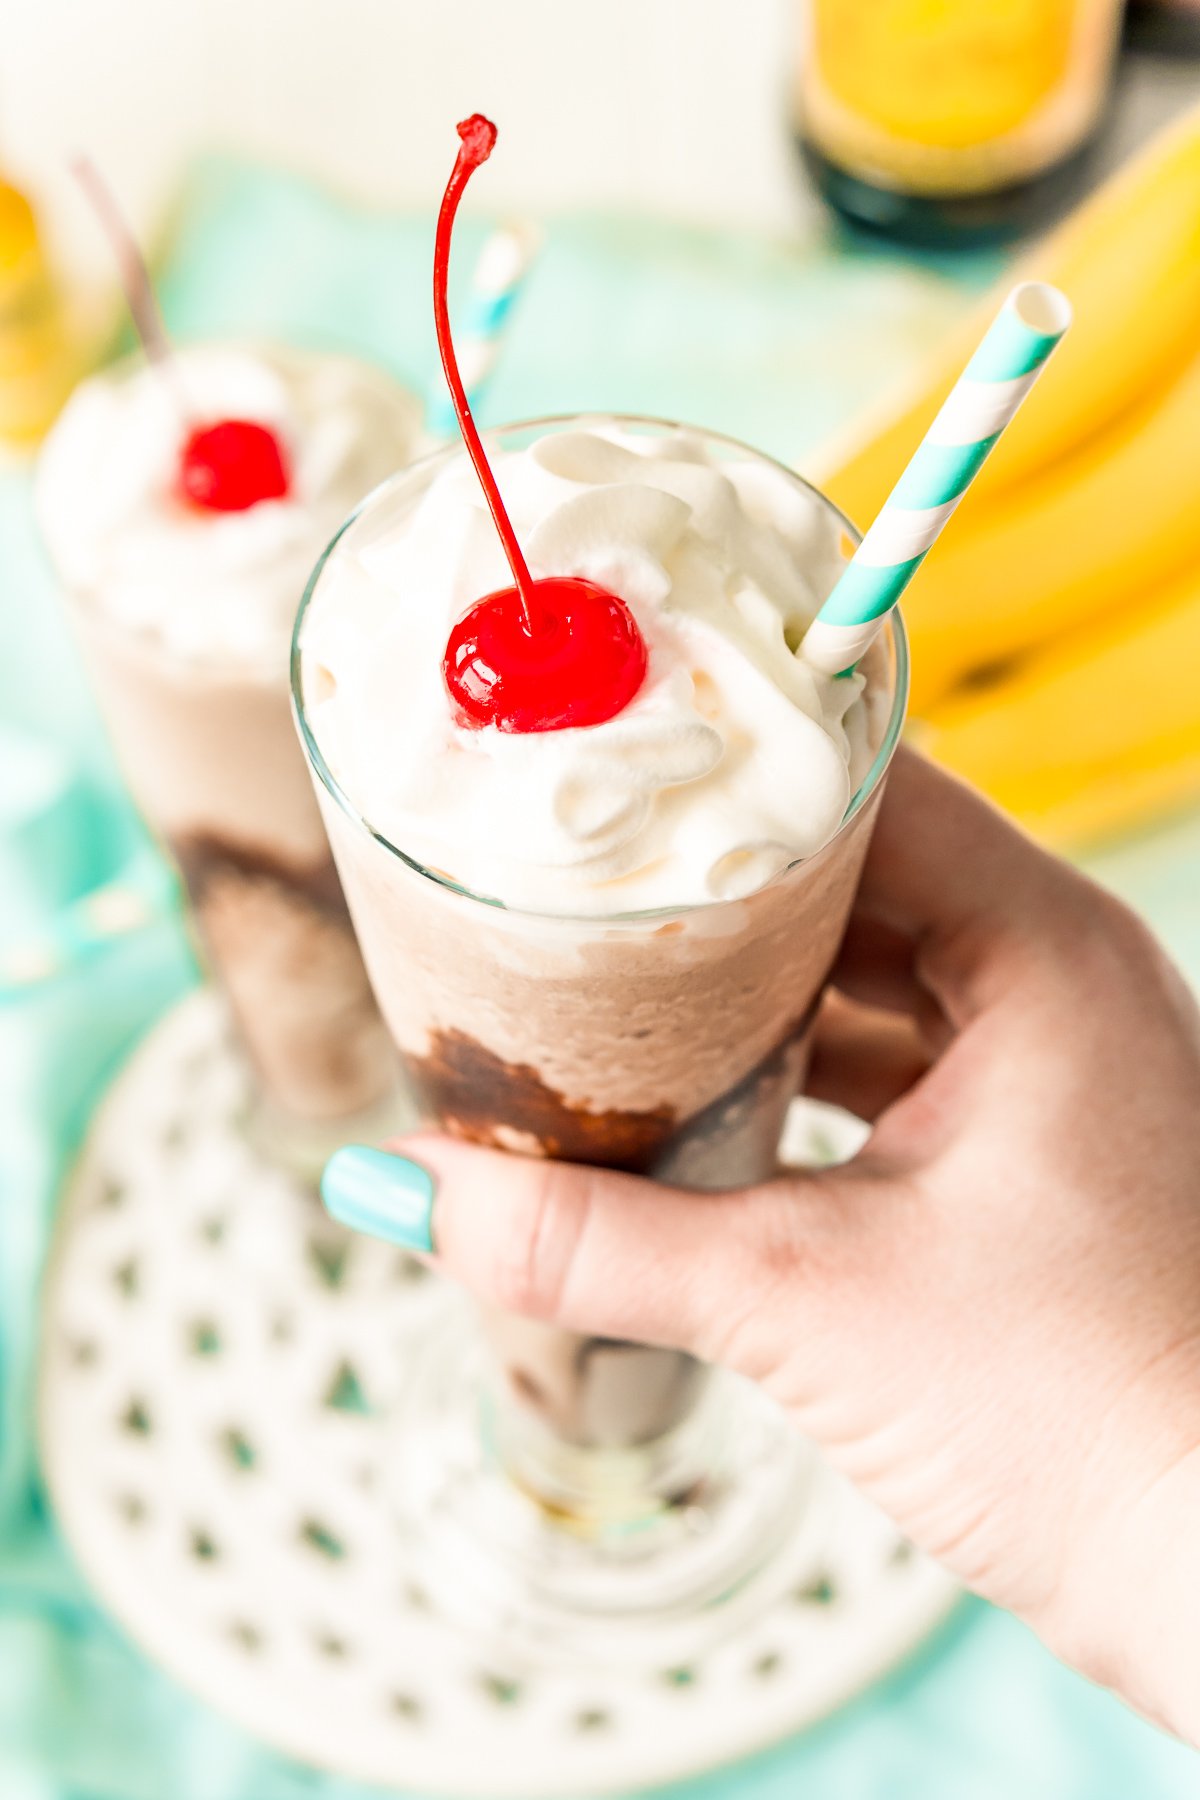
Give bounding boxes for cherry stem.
[434,116,543,638]
[71,154,190,419]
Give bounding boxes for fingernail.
[320,1146,436,1253]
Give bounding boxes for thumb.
[322,1133,862,1372]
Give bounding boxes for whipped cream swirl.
[302,423,886,914]
[37,343,421,668]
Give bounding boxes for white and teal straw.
[801,280,1072,676]
[426,219,542,439]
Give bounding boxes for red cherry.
[444,576,648,733]
[70,164,291,518]
[433,116,647,734]
[179,419,290,512]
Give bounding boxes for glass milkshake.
[295,414,906,1623]
[37,343,422,1151]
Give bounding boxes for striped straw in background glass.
[426,220,542,438]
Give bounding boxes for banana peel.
[808,100,1200,843]
[902,340,1200,713]
[813,98,1200,528]
[920,559,1200,849]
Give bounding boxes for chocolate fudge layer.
[299,418,900,1471]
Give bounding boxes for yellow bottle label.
[801,0,1123,195]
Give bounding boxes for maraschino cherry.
[179,419,291,512]
[72,155,292,516]
[435,116,647,733]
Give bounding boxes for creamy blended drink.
[297,414,904,1519]
[37,342,421,1137]
[292,118,907,1601]
[294,120,908,1642]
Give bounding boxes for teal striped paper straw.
[426,219,541,438]
[801,281,1072,677]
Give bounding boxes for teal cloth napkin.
[3,155,1199,1799]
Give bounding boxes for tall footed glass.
[36,344,419,1174]
[292,417,908,1653]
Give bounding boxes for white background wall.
[4,0,807,279]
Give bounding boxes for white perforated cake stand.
[39,992,959,1798]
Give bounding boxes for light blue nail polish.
[320,1146,436,1253]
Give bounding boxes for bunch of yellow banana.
[810,99,1200,850]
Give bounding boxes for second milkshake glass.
[293,417,908,1645]
[38,345,420,1171]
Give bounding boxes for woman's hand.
[325,750,1200,1740]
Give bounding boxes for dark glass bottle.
[793,1,1125,249]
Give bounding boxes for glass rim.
[290,411,910,925]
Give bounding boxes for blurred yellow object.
[902,342,1200,711]
[797,0,1123,239]
[923,560,1200,848]
[813,0,1088,151]
[816,98,1200,522]
[0,174,76,448]
[0,181,39,272]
